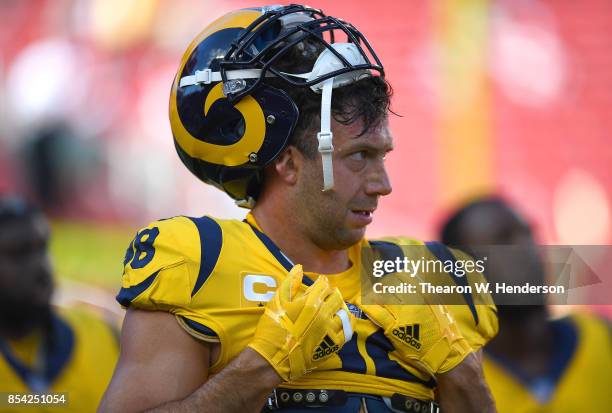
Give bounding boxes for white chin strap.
[178,43,370,192]
[317,78,335,191]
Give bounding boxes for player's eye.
[349,151,366,161]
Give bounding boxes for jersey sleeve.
[116,217,196,312]
[116,216,228,343]
[443,246,499,350]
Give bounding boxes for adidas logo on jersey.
[392,324,422,350]
[312,335,340,360]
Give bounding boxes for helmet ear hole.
[234,118,245,138]
[189,99,243,145]
[219,117,244,140]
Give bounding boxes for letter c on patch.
[243,274,277,302]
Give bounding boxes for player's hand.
[361,302,472,376]
[248,265,355,382]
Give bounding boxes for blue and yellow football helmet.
[169,4,384,207]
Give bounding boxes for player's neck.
[251,205,350,275]
[0,305,53,341]
[0,320,45,342]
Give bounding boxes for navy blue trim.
[116,270,160,307]
[425,242,479,325]
[179,316,218,338]
[45,315,75,384]
[548,317,578,387]
[123,237,136,266]
[0,341,30,386]
[484,317,578,403]
[337,333,367,374]
[365,331,436,388]
[245,221,293,271]
[369,241,404,262]
[189,216,223,297]
[0,314,74,391]
[244,220,314,286]
[369,241,405,277]
[129,227,160,269]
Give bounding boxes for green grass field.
[49,221,136,291]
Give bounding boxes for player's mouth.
[349,209,375,226]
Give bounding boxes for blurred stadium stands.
[0,0,610,315]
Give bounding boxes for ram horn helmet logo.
[172,82,266,166]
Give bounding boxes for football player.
[440,197,612,412]
[0,196,119,412]
[100,5,498,413]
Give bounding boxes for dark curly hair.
[265,39,393,158]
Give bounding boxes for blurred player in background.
[440,197,612,413]
[101,4,497,413]
[0,195,119,411]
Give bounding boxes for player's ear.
[274,146,301,185]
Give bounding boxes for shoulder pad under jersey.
[116,216,220,311]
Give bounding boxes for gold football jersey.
[483,313,612,413]
[117,213,497,400]
[0,308,119,413]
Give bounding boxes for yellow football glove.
[361,301,472,377]
[248,265,355,382]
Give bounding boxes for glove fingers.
[301,276,333,310]
[323,299,355,345]
[304,275,330,296]
[328,324,350,348]
[293,278,333,328]
[361,304,393,329]
[279,264,304,302]
[249,270,354,382]
[321,287,344,312]
[320,289,354,343]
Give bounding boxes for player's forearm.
[436,352,497,413]
[145,348,282,413]
[437,383,496,413]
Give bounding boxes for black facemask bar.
[219,4,384,102]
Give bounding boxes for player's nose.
[365,163,392,197]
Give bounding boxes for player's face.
[0,215,54,317]
[460,205,546,305]
[294,118,393,249]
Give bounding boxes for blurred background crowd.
[0,0,610,410]
[2,0,611,292]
